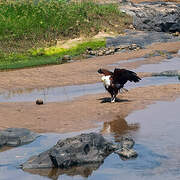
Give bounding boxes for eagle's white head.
[101,75,111,87]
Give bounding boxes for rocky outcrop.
[0,128,39,147]
[22,133,137,170]
[106,30,180,48]
[120,1,180,33]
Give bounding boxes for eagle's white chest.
[101,75,111,88]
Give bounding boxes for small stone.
[129,44,138,50]
[88,50,97,56]
[115,147,138,159]
[97,51,104,56]
[36,99,43,105]
[173,32,180,36]
[129,24,135,29]
[62,55,71,61]
[105,50,114,55]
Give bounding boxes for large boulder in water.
[22,133,137,170]
[120,1,180,33]
[22,133,114,169]
[0,128,39,147]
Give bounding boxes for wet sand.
[0,41,180,133]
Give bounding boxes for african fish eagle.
[98,68,141,103]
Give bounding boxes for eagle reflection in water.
[101,116,139,141]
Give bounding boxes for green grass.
[0,0,130,44]
[0,0,132,70]
[0,39,106,70]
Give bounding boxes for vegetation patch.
[0,0,132,69]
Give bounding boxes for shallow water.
[1,56,180,103]
[1,98,180,180]
[135,56,180,73]
[108,57,146,67]
[0,76,179,103]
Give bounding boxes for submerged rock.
[22,133,137,170]
[0,128,39,147]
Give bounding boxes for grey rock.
[88,50,97,56]
[115,147,138,159]
[0,128,39,147]
[97,51,104,56]
[105,49,114,55]
[152,70,180,77]
[0,134,7,147]
[114,136,137,159]
[22,133,115,169]
[22,133,137,170]
[119,1,180,33]
[120,136,135,149]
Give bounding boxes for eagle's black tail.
[128,71,141,83]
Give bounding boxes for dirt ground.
[0,41,180,133]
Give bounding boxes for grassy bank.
[0,0,132,70]
[0,39,106,70]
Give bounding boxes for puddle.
[0,76,179,103]
[0,83,104,103]
[135,56,180,73]
[1,98,180,179]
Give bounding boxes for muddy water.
[1,98,180,180]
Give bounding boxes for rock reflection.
[0,146,13,152]
[25,163,101,180]
[101,116,139,139]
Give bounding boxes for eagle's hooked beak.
[101,76,105,83]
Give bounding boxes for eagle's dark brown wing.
[113,68,141,85]
[97,68,113,76]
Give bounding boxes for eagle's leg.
[111,89,118,103]
[111,95,116,103]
